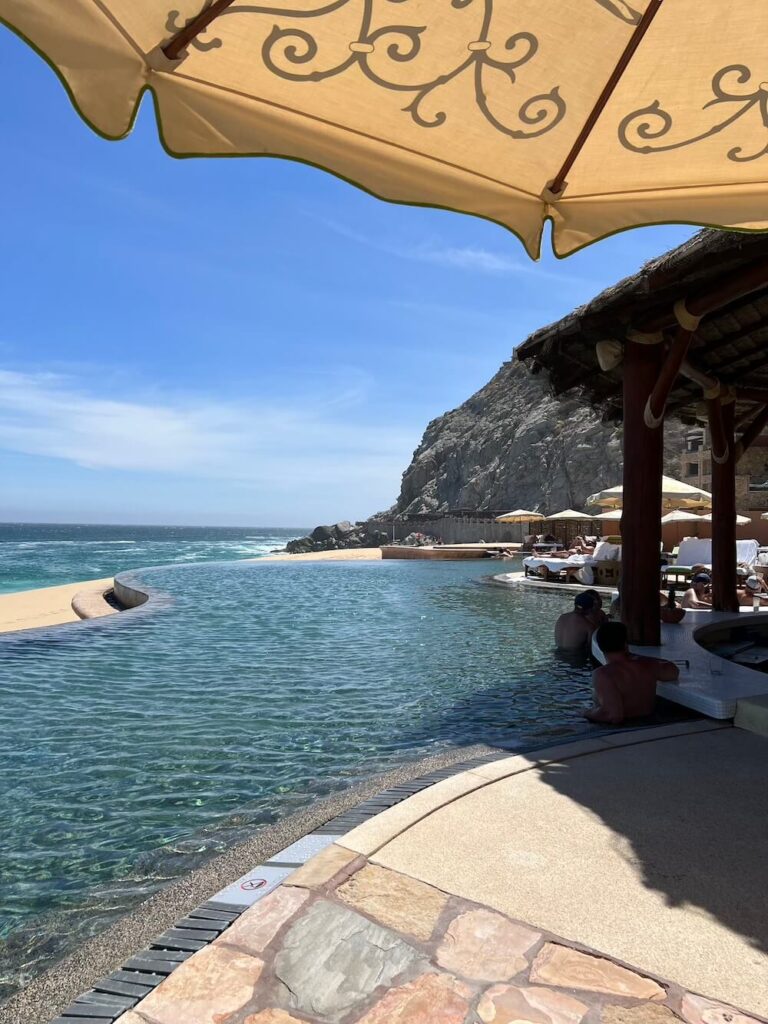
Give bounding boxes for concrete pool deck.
[40,722,768,1024]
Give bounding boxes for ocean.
[0,523,306,594]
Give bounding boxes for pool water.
[0,559,591,997]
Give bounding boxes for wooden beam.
[622,340,663,646]
[735,387,768,403]
[709,400,738,613]
[736,403,768,460]
[637,258,768,334]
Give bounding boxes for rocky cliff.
[393,358,685,516]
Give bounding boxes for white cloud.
[311,215,585,283]
[0,369,415,491]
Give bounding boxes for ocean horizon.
[0,522,309,595]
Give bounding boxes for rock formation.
[393,358,685,516]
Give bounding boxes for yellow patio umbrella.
[587,475,712,511]
[3,2,768,257]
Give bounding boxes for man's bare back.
[588,655,679,724]
[587,622,679,725]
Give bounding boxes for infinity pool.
[0,559,591,996]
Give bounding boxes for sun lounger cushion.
[523,555,586,573]
[591,541,621,562]
[675,538,759,569]
[675,538,711,566]
[736,539,759,566]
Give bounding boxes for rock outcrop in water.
[393,358,686,516]
[285,521,392,554]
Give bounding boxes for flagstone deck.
[101,723,767,1024]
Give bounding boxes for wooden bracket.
[735,402,768,461]
[707,396,730,465]
[643,326,695,428]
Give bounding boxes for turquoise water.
[0,523,305,594]
[0,558,592,999]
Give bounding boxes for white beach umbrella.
[594,509,623,521]
[494,509,545,524]
[700,513,751,525]
[545,509,594,521]
[660,510,704,524]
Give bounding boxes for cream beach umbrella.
[543,508,593,546]
[494,509,544,524]
[545,509,595,522]
[3,2,768,258]
[587,476,712,511]
[700,512,751,525]
[660,509,704,524]
[594,509,623,521]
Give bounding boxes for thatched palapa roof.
[516,230,768,425]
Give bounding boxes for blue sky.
[0,26,696,527]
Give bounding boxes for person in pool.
[554,592,597,650]
[585,622,680,725]
[737,574,768,606]
[681,572,712,609]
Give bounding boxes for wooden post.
[622,340,663,645]
[709,398,738,613]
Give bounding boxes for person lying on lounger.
[585,622,679,725]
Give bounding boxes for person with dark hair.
[585,622,679,725]
[554,592,597,650]
[682,572,712,609]
[583,589,608,629]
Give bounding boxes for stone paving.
[116,844,762,1024]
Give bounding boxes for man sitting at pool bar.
[585,622,679,725]
[681,572,712,609]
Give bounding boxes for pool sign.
[241,878,268,891]
[210,863,294,907]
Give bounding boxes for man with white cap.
[737,574,768,607]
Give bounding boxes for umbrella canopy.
[494,509,544,524]
[660,509,703,524]
[545,509,594,521]
[594,509,623,521]
[587,475,712,511]
[3,2,768,258]
[700,513,752,525]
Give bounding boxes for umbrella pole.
[622,340,664,645]
[709,399,739,612]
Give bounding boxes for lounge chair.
[662,538,760,586]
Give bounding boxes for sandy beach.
[0,550,382,634]
[256,548,382,563]
[0,578,114,634]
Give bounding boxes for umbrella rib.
[163,0,238,61]
[162,67,543,199]
[547,0,664,197]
